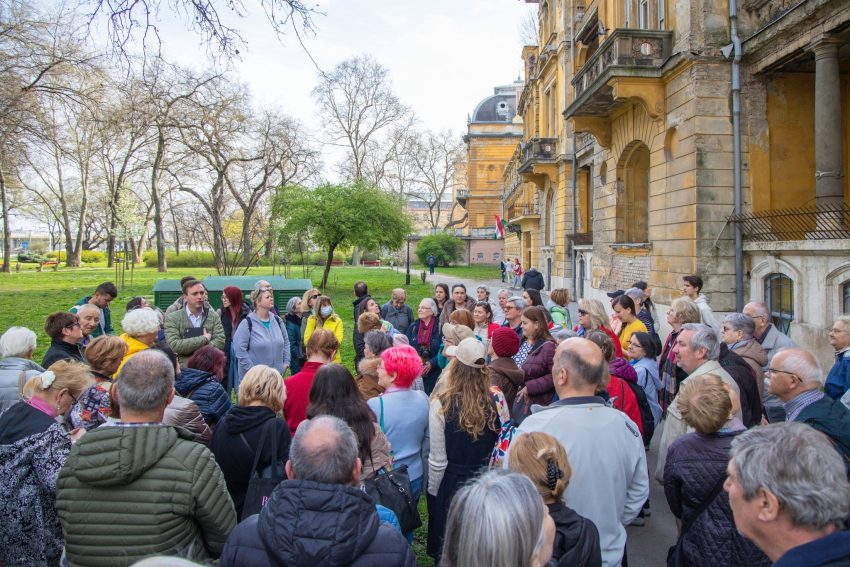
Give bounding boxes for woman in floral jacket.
[70,335,128,430]
[0,361,93,567]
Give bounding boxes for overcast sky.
[158,0,535,155]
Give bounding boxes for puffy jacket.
[0,402,71,567]
[548,501,602,567]
[116,334,150,375]
[164,306,226,359]
[56,424,236,567]
[210,405,291,519]
[664,431,770,567]
[176,367,232,425]
[522,339,557,405]
[164,396,212,445]
[220,479,417,567]
[0,357,44,413]
[521,268,545,291]
[284,313,304,373]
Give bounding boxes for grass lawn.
[413,263,503,282]
[0,265,437,367]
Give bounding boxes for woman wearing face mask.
[303,295,343,363]
[0,361,94,567]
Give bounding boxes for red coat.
[607,374,643,435]
[284,361,325,436]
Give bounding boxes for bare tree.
[518,7,540,47]
[313,55,409,182]
[82,0,320,61]
[406,129,464,231]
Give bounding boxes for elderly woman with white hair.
[405,298,443,394]
[117,308,163,374]
[0,327,44,413]
[442,470,555,567]
[721,313,768,388]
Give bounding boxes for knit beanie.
[491,327,520,358]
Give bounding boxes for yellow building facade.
[506,0,849,364]
[458,83,524,264]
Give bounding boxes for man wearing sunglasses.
[766,347,850,469]
[41,312,86,369]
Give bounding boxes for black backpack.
[621,378,655,447]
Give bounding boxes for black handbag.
[666,474,728,566]
[241,419,287,519]
[363,464,422,533]
[361,397,422,533]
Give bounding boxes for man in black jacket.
[521,267,545,291]
[220,415,416,567]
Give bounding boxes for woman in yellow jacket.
[303,295,344,363]
[614,295,647,359]
[116,308,162,374]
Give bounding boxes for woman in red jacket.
[283,329,338,436]
[585,330,643,436]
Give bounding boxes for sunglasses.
[310,294,320,300]
[578,309,589,316]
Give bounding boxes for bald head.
[773,348,823,387]
[75,304,101,336]
[287,415,360,485]
[743,301,770,334]
[552,338,608,396]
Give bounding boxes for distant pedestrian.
[521,266,545,291]
[513,258,523,289]
[427,254,436,275]
[499,258,507,282]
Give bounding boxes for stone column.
[812,37,845,206]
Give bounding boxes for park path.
[395,265,677,566]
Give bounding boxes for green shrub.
[46,251,67,261]
[143,250,217,268]
[17,252,49,263]
[80,250,106,263]
[415,233,464,267]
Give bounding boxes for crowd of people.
[1,270,850,567]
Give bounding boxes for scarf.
[417,317,435,347]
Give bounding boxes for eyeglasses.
[310,294,320,300]
[578,309,588,316]
[65,322,81,329]
[766,368,800,382]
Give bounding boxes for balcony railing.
[571,232,594,246]
[507,202,541,220]
[567,28,672,117]
[728,203,850,241]
[518,138,559,173]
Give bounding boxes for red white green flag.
[494,215,506,239]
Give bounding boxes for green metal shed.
[153,276,312,311]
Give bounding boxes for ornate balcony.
[565,28,673,145]
[506,201,541,231]
[571,232,594,246]
[517,137,560,186]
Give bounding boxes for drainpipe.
[569,0,579,298]
[729,0,744,311]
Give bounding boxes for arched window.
[616,142,650,243]
[843,281,850,314]
[547,190,557,245]
[764,273,794,334]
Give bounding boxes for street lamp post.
[405,235,411,286]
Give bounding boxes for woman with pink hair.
[368,345,429,498]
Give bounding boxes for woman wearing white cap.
[427,337,502,563]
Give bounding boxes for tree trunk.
[321,243,337,289]
[0,168,11,273]
[242,218,252,266]
[351,246,361,266]
[170,204,180,255]
[151,131,167,272]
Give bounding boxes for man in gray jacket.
[744,300,797,422]
[164,279,225,360]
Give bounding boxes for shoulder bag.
[666,473,728,567]
[361,396,422,533]
[241,419,287,519]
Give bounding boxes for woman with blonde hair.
[575,298,623,357]
[70,335,128,430]
[0,361,94,566]
[303,295,343,363]
[659,297,701,409]
[210,364,290,520]
[509,432,601,567]
[664,374,767,567]
[298,287,320,336]
[428,337,501,561]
